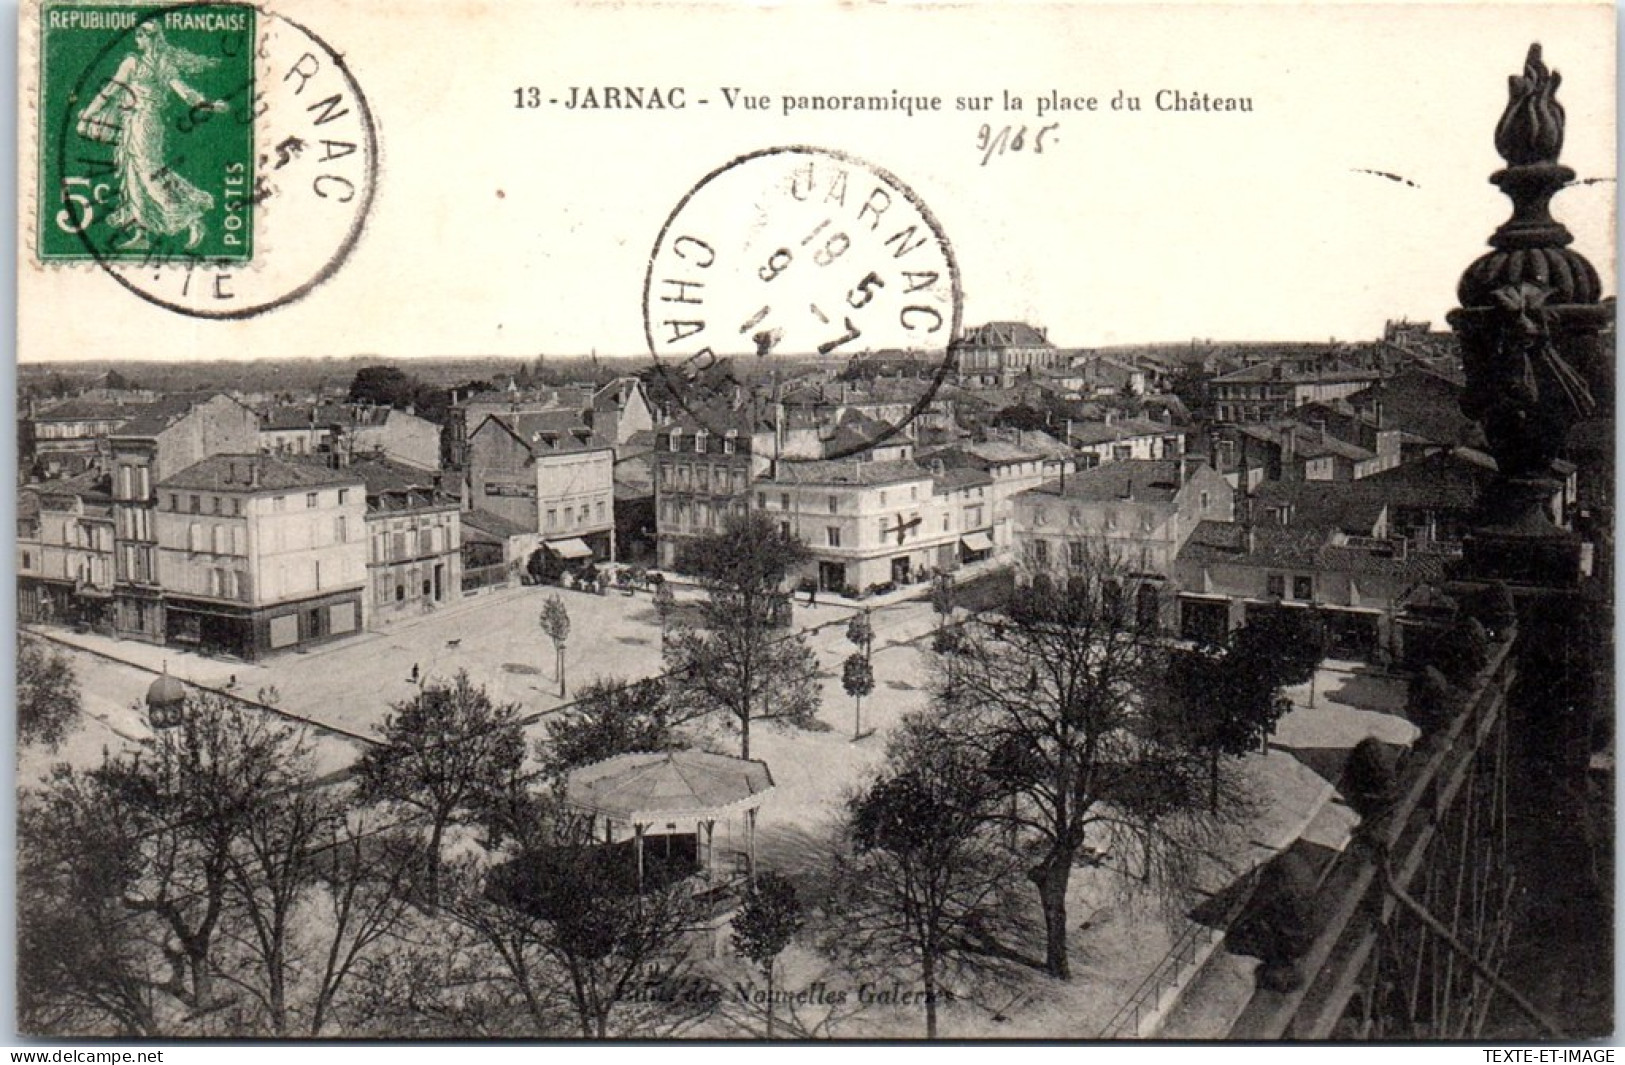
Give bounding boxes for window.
[1032,539,1050,565]
[827,526,841,547]
[779,521,791,538]
[168,493,178,511]
[211,496,222,515]
[1112,445,1132,462]
[695,430,708,454]
[780,493,790,511]
[306,492,319,509]
[878,519,888,541]
[337,516,349,543]
[1200,491,1210,509]
[723,433,737,454]
[757,492,766,509]
[1069,541,1086,567]
[910,486,918,502]
[596,501,606,522]
[21,551,30,569]
[1034,506,1048,526]
[1293,575,1314,601]
[579,507,589,526]
[232,498,242,517]
[339,489,350,504]
[1266,574,1286,599]
[273,495,287,512]
[546,509,557,530]
[189,495,200,514]
[667,429,682,452]
[828,495,839,515]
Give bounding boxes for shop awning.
[547,537,594,560]
[960,532,994,553]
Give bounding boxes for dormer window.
[668,428,682,452]
[695,430,709,454]
[723,431,738,454]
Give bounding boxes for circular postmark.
[45,2,377,318]
[643,146,962,461]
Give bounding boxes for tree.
[18,635,81,752]
[304,816,421,1036]
[353,672,527,904]
[540,595,571,697]
[542,677,675,779]
[731,872,804,1037]
[938,551,1231,978]
[663,515,823,758]
[846,612,874,656]
[841,653,875,742]
[219,741,335,1034]
[839,715,1027,1037]
[462,816,703,1038]
[19,694,314,1034]
[991,404,1048,432]
[1231,605,1327,688]
[346,365,416,408]
[930,573,956,630]
[1156,644,1289,811]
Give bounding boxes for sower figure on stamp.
[75,22,227,251]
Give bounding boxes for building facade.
[762,459,964,594]
[108,394,261,644]
[1011,459,1235,583]
[654,420,762,570]
[351,457,463,627]
[154,455,367,659]
[466,414,617,560]
[17,474,117,627]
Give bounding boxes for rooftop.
[1179,520,1451,581]
[954,321,1054,350]
[112,393,239,438]
[1021,459,1189,504]
[462,507,534,541]
[157,453,364,493]
[769,459,933,487]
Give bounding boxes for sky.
[16,0,1617,364]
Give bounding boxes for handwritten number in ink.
[977,122,1059,165]
[758,248,793,282]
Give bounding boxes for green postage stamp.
[38,2,256,263]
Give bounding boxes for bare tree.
[835,714,1029,1037]
[937,552,1237,979]
[19,694,313,1034]
[306,815,422,1036]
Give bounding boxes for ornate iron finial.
[1494,44,1565,167]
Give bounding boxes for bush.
[1408,665,1458,736]
[1432,617,1490,684]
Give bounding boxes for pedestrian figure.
[410,663,420,684]
[808,584,818,608]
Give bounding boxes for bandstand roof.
[565,750,774,825]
